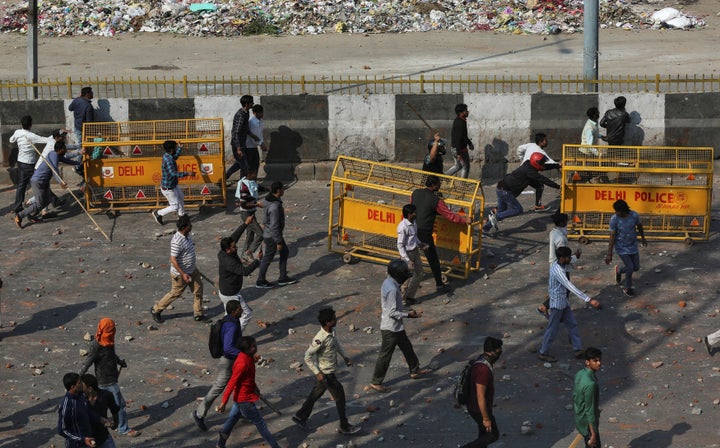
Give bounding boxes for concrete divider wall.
[1,93,717,183]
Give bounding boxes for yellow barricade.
[80,119,226,212]
[328,156,484,280]
[561,144,713,245]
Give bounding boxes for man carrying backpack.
[193,299,245,432]
[460,336,503,448]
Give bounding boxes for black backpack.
[454,355,486,406]
[208,316,232,358]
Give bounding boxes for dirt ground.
[0,1,719,81]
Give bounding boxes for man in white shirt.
[396,204,427,305]
[9,116,47,214]
[516,133,560,211]
[244,105,265,190]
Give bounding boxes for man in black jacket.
[81,374,118,448]
[600,96,630,146]
[445,103,474,178]
[483,154,560,233]
[217,236,259,319]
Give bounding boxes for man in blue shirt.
[193,300,245,432]
[152,140,195,226]
[68,87,95,148]
[57,372,101,448]
[604,199,646,296]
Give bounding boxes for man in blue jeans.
[604,199,647,296]
[217,336,280,448]
[482,153,560,234]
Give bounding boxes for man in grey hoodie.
[256,181,297,288]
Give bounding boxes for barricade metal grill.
[328,156,484,279]
[80,118,226,211]
[561,144,713,245]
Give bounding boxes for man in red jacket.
[216,336,280,448]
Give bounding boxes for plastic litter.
[0,0,707,37]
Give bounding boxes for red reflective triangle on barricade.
[199,143,208,152]
[200,185,211,195]
[104,190,114,200]
[103,146,113,156]
[135,190,147,199]
[132,146,142,155]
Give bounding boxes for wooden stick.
[31,144,111,242]
[568,433,584,448]
[405,101,435,132]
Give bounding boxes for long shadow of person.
[628,422,691,447]
[264,125,302,185]
[0,396,61,447]
[2,301,97,339]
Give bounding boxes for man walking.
[245,104,266,181]
[292,307,361,435]
[256,181,297,288]
[411,176,468,291]
[9,115,47,214]
[369,259,431,393]
[217,336,280,448]
[150,215,208,323]
[600,96,630,146]
[68,87,95,148]
[234,169,264,261]
[397,204,426,305]
[516,133,561,211]
[152,140,194,225]
[445,103,473,178]
[226,95,256,182]
[460,336,503,448]
[482,154,560,234]
[193,299,246,432]
[538,247,601,363]
[604,199,646,297]
[573,347,603,448]
[217,237,258,318]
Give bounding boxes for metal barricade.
[80,118,226,212]
[561,144,713,245]
[328,156,484,279]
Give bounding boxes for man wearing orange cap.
[79,318,139,437]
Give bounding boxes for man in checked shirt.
[152,140,195,226]
[292,307,361,435]
[537,247,601,364]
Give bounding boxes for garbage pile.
[0,0,707,37]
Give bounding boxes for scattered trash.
[0,0,706,38]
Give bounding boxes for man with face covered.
[460,336,503,448]
[368,259,431,393]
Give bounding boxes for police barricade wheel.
[342,253,354,264]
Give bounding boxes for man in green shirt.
[573,347,602,448]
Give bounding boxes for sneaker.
[194,315,211,322]
[255,280,274,289]
[150,307,164,323]
[151,210,164,225]
[339,424,361,435]
[488,210,499,230]
[28,214,43,223]
[704,336,714,356]
[292,415,310,432]
[537,353,557,363]
[192,410,208,432]
[615,265,621,284]
[277,276,298,286]
[623,288,635,297]
[533,204,548,212]
[13,213,22,229]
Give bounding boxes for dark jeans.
[13,161,35,213]
[461,412,499,448]
[244,147,260,176]
[295,372,349,429]
[528,178,544,207]
[218,401,279,448]
[258,237,288,282]
[225,145,248,179]
[417,229,443,286]
[371,330,420,385]
[618,252,640,290]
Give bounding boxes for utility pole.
[583,0,599,93]
[27,0,39,99]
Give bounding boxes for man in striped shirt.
[538,247,600,363]
[151,215,208,323]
